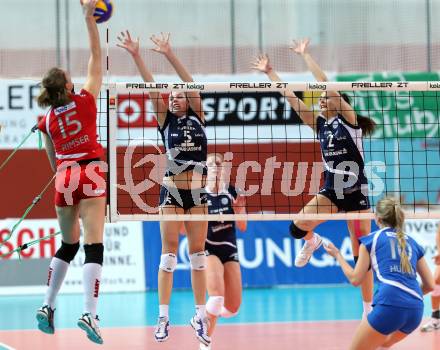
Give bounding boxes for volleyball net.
[102,81,440,222]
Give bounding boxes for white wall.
[0,0,438,76]
[0,0,436,49]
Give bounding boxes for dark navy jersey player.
[206,185,239,264]
[253,43,376,319]
[324,197,434,350]
[204,153,247,347]
[158,104,208,210]
[316,108,370,212]
[118,31,210,346]
[159,107,207,178]
[317,113,368,190]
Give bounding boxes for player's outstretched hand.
[150,32,172,56]
[323,241,339,258]
[81,0,98,18]
[289,38,310,56]
[117,31,140,57]
[251,54,272,74]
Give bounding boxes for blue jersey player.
[203,153,247,349]
[118,31,210,347]
[420,223,440,332]
[253,44,376,317]
[324,197,435,350]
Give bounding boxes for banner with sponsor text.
[143,218,438,289]
[0,219,145,295]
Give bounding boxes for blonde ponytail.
[376,197,412,274]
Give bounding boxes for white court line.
[0,343,16,350]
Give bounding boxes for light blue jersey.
[360,227,425,309]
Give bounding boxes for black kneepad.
[84,243,104,265]
[55,241,80,263]
[289,222,308,239]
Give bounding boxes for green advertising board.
[335,72,440,139]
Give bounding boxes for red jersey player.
[35,0,106,345]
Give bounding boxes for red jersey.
[38,89,104,167]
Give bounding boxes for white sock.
[44,257,69,308]
[159,304,169,318]
[305,233,318,245]
[196,304,206,318]
[83,263,102,318]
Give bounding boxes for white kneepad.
[206,296,224,317]
[189,251,207,270]
[159,253,177,272]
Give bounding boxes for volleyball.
[93,0,113,23]
[81,0,113,23]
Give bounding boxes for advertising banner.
[143,220,361,289]
[405,218,439,271]
[0,79,44,149]
[143,218,439,289]
[0,219,145,295]
[335,72,440,139]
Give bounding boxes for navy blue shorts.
[159,186,208,211]
[319,188,370,212]
[367,304,423,335]
[205,241,239,264]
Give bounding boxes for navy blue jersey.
[316,114,368,192]
[158,109,207,176]
[206,186,238,246]
[360,227,425,309]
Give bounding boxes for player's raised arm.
[117,30,167,127]
[290,38,328,82]
[252,54,316,129]
[82,0,102,99]
[150,33,205,122]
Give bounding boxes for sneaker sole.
[154,333,169,342]
[77,319,104,345]
[155,337,169,342]
[294,238,323,268]
[421,326,440,332]
[190,318,210,346]
[36,312,54,335]
[154,321,170,342]
[421,328,434,332]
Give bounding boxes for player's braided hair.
[376,197,413,274]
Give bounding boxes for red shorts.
[55,160,107,207]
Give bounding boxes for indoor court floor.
[0,285,438,350]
